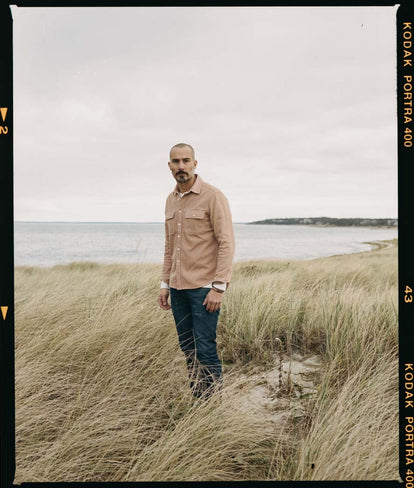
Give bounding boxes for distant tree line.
[248,217,398,227]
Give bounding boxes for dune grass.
[14,240,398,482]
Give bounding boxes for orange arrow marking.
[1,306,8,320]
[0,107,7,122]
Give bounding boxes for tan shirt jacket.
[161,175,235,290]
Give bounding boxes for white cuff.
[212,282,227,291]
[160,281,170,289]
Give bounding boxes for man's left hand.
[203,289,224,313]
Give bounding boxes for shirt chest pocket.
[184,208,211,235]
[165,211,176,235]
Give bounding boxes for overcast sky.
[11,6,398,223]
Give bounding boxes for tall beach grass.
[14,240,398,482]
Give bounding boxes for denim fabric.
[170,287,222,398]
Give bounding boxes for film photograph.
[5,3,402,484]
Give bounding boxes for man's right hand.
[158,288,171,310]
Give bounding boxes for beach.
[14,240,398,482]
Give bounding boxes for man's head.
[168,143,198,187]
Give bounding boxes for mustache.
[176,171,187,175]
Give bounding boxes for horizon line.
[15,217,399,224]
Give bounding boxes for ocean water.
[14,222,398,268]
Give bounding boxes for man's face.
[168,146,197,184]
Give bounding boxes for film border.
[397,3,414,488]
[0,1,410,487]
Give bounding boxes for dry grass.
[14,240,398,482]
[292,352,398,480]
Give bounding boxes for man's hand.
[203,289,223,313]
[158,288,171,310]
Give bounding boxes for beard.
[175,172,190,182]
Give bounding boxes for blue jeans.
[170,287,222,398]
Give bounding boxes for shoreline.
[362,239,397,251]
[317,238,397,260]
[14,238,398,270]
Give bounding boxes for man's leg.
[187,288,222,397]
[169,287,201,397]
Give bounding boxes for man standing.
[157,143,235,399]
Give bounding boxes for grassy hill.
[14,240,398,481]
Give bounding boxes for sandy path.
[232,354,323,431]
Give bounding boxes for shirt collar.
[173,174,203,195]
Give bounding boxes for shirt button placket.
[177,207,182,288]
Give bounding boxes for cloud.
[12,6,397,222]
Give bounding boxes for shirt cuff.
[212,282,227,291]
[160,281,170,289]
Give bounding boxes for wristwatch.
[212,281,225,293]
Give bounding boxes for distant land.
[248,217,398,227]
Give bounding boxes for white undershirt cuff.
[160,281,227,291]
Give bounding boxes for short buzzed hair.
[170,143,195,159]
